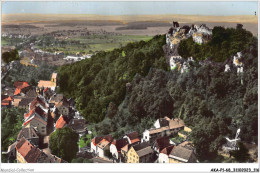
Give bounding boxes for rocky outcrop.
[166,23,212,51]
[165,22,212,73]
[223,52,244,73]
[169,56,194,73]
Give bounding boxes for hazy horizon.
[2,1,258,16]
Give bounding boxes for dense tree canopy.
[58,35,168,123]
[178,26,254,62]
[49,127,79,162]
[2,62,57,87]
[2,49,19,63]
[57,27,257,162]
[1,107,26,163]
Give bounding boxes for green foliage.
[190,117,228,161]
[178,26,254,62]
[2,49,19,63]
[79,133,93,148]
[1,107,26,163]
[122,50,126,57]
[230,142,250,162]
[2,62,57,87]
[71,157,93,163]
[49,127,79,162]
[171,135,185,144]
[58,35,168,123]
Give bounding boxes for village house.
[153,116,171,128]
[17,127,39,147]
[1,95,13,108]
[16,137,66,163]
[25,105,48,122]
[14,81,31,96]
[152,136,172,155]
[29,96,48,111]
[91,135,113,158]
[43,88,54,101]
[55,114,67,129]
[49,94,70,117]
[120,143,136,163]
[38,72,57,91]
[56,99,70,117]
[142,118,185,143]
[110,138,129,161]
[12,96,23,107]
[168,145,197,163]
[67,118,87,135]
[126,142,154,163]
[16,137,42,163]
[24,87,38,98]
[23,106,48,136]
[18,97,35,110]
[123,131,140,145]
[158,145,175,163]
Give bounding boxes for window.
[145,136,147,139]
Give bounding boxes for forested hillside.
[57,27,257,162]
[58,35,168,122]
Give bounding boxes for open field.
[2,14,258,36]
[2,13,258,24]
[37,35,153,54]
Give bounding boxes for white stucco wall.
[110,144,119,159]
[142,130,150,142]
[91,141,96,153]
[158,153,169,163]
[153,119,160,129]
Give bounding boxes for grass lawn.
[1,37,24,46]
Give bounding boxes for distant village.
[2,70,198,163]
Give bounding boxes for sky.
[2,1,258,16]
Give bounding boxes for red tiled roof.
[56,115,67,129]
[14,88,21,95]
[92,135,113,146]
[14,81,30,89]
[130,138,140,144]
[1,101,11,106]
[24,106,47,120]
[24,109,35,119]
[97,139,110,149]
[16,137,41,163]
[3,96,13,101]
